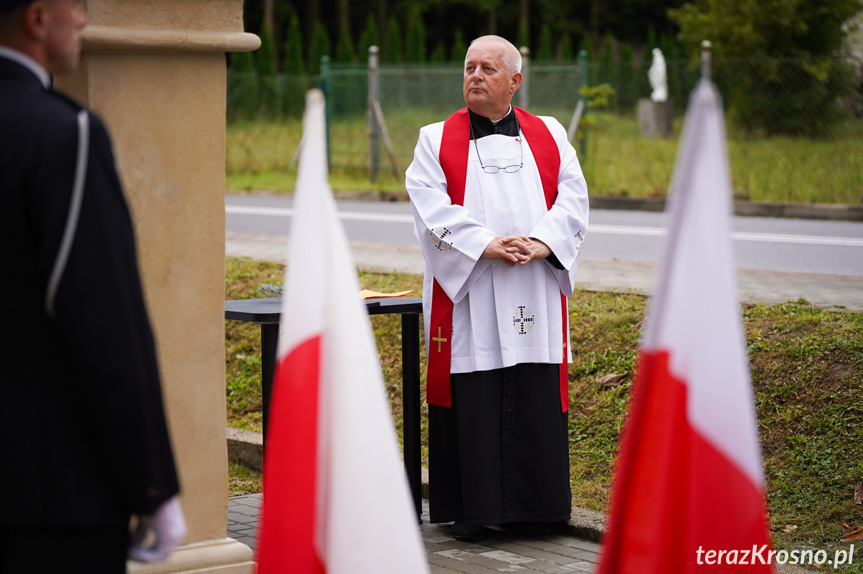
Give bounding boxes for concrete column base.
[638,98,673,138]
[128,538,255,574]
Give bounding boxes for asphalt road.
[226,193,863,279]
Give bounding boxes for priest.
[405,35,589,542]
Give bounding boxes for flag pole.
[701,40,712,81]
[596,40,773,574]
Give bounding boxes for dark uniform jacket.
[0,54,180,526]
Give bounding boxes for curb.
[227,426,607,542]
[330,191,863,222]
[557,507,606,543]
[731,200,863,221]
[226,427,263,473]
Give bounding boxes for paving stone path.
[228,494,602,573]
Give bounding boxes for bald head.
[466,35,522,75]
[463,35,523,119]
[0,0,86,75]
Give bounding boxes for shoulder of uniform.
[21,92,112,163]
[39,91,110,135]
[20,89,85,132]
[45,88,85,113]
[41,90,109,124]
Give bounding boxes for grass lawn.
[226,257,863,570]
[226,113,863,204]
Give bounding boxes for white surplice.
[406,115,589,374]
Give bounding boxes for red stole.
[428,106,570,413]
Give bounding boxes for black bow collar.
[468,107,519,139]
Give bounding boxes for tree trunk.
[378,0,387,47]
[339,0,349,33]
[264,0,274,43]
[519,0,529,48]
[488,3,497,35]
[306,0,320,55]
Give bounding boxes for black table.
[225,296,424,518]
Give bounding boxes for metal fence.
[226,51,863,203]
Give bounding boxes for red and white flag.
[256,89,429,574]
[597,80,772,573]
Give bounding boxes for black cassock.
[0,54,179,532]
[429,363,571,525]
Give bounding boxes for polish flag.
[256,89,429,574]
[597,80,772,573]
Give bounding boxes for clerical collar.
[468,106,519,138]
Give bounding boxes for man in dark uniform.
[0,0,185,571]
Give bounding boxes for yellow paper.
[358,289,413,300]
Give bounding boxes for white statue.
[648,48,668,102]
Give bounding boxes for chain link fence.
[226,53,863,203]
[227,72,317,122]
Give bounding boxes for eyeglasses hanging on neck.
[470,116,524,174]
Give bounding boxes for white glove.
[128,496,188,562]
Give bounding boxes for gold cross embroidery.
[432,326,448,352]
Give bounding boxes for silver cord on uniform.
[46,110,89,319]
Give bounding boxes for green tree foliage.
[282,15,304,75]
[280,14,306,118]
[516,24,528,54]
[335,21,363,114]
[659,34,678,61]
[599,32,614,66]
[578,35,591,60]
[620,43,634,65]
[406,6,427,62]
[230,50,256,73]
[451,30,468,63]
[357,14,379,58]
[575,83,616,150]
[594,32,614,87]
[384,16,403,63]
[256,21,277,75]
[579,0,685,48]
[336,22,356,63]
[646,25,657,51]
[430,40,447,63]
[618,42,638,109]
[308,21,331,75]
[670,0,859,135]
[255,21,280,117]
[227,50,257,121]
[560,34,573,62]
[669,0,858,58]
[239,0,685,76]
[536,24,553,61]
[657,34,686,105]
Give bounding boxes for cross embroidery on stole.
[432,326,448,352]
